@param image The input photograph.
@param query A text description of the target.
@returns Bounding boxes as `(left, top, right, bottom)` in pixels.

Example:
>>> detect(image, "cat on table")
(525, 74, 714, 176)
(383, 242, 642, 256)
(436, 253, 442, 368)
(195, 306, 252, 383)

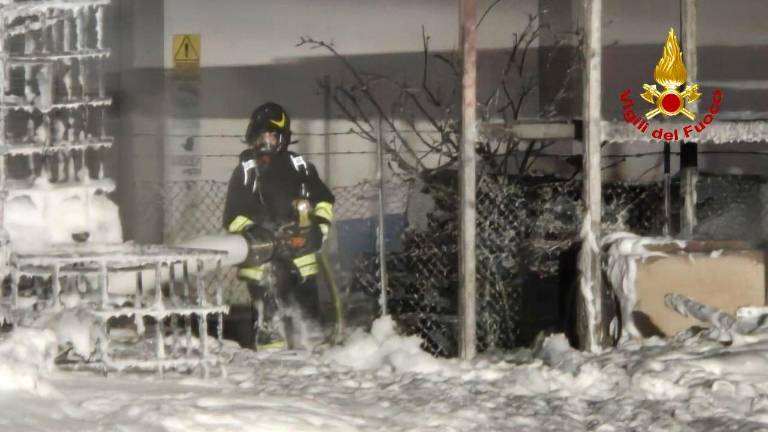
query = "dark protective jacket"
(223, 149, 335, 230)
(222, 149, 335, 281)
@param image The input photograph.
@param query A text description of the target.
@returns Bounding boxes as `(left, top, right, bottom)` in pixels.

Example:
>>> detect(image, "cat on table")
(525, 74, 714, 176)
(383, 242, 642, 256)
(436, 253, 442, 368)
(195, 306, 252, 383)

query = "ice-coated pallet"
(0, 1, 231, 378)
(4, 243, 229, 377)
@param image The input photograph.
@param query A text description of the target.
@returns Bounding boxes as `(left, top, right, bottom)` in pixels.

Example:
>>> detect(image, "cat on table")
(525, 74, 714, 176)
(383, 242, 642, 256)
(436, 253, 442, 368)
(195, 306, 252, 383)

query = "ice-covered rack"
(0, 1, 230, 377)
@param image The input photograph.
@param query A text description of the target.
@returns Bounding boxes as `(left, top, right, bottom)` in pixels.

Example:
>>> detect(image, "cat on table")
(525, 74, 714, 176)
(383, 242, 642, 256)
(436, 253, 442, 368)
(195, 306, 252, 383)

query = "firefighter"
(223, 102, 335, 349)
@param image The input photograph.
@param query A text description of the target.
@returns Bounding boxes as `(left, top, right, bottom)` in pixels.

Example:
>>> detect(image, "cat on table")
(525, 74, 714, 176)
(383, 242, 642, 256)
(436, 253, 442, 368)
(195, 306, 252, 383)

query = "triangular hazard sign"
(174, 35, 199, 62)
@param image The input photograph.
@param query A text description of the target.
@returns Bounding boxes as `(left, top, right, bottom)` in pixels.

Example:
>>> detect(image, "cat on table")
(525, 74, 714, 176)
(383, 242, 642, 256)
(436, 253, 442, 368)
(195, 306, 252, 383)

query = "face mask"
(254, 131, 281, 153)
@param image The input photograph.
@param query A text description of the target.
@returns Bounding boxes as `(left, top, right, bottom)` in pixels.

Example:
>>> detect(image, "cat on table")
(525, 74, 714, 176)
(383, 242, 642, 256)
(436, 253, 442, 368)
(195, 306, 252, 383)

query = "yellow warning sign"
(173, 34, 200, 63)
(172, 34, 200, 79)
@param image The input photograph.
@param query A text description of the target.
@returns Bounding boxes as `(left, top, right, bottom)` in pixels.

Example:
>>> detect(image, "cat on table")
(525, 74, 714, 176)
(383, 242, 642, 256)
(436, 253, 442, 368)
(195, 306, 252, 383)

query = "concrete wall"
(110, 0, 166, 242)
(159, 0, 541, 188)
(113, 0, 768, 241)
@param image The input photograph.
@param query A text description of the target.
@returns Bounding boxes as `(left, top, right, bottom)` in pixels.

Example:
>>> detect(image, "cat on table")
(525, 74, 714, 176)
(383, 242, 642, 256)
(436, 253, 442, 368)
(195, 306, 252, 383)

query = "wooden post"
(578, 0, 606, 352)
(459, 0, 477, 360)
(680, 0, 698, 238)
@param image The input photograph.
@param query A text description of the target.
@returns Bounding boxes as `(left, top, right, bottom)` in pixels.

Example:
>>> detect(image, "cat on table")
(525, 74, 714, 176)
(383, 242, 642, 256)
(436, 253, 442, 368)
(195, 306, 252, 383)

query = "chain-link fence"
(133, 169, 765, 357)
(344, 174, 667, 355)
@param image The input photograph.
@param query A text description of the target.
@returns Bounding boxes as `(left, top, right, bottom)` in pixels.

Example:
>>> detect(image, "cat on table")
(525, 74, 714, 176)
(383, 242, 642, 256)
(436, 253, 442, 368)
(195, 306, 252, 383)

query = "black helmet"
(244, 102, 292, 153)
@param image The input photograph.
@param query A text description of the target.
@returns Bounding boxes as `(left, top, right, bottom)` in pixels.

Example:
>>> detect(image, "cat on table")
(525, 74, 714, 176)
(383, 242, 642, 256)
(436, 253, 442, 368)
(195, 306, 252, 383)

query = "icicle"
(215, 258, 224, 345)
(34, 121, 48, 145)
(63, 11, 73, 52)
(52, 264, 61, 308)
(80, 59, 89, 99)
(4, 64, 10, 97)
(98, 159, 104, 179)
(62, 59, 73, 101)
(67, 114, 75, 142)
(23, 66, 36, 105)
(68, 153, 76, 181)
(168, 261, 179, 356)
(154, 262, 164, 309)
(35, 66, 52, 110)
(78, 150, 87, 182)
(39, 13, 47, 54)
(196, 259, 209, 378)
(183, 261, 192, 355)
(41, 158, 52, 182)
(135, 270, 145, 335)
(57, 151, 65, 181)
(100, 108, 105, 138)
(98, 261, 108, 308)
(52, 14, 61, 53)
(75, 7, 85, 51)
(154, 261, 166, 377)
(96, 6, 104, 50)
(98, 64, 105, 99)
(26, 118, 35, 142)
(24, 32, 35, 54)
(27, 155, 34, 179)
(53, 117, 65, 143)
(10, 269, 19, 308)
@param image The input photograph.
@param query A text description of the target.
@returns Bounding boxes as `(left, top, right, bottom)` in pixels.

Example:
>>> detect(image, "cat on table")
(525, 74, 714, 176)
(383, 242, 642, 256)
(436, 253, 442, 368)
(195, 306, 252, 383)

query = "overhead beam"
(479, 121, 577, 140)
(602, 120, 768, 144)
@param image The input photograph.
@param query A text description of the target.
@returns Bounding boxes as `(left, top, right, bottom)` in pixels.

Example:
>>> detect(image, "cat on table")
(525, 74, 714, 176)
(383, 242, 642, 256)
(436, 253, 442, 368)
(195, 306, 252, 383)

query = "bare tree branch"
(476, 0, 504, 30)
(299, 36, 427, 173)
(421, 26, 444, 107)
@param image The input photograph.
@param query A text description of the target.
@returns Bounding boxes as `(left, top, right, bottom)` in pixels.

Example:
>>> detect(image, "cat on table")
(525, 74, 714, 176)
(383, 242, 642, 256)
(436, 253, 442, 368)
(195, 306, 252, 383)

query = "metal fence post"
(377, 117, 388, 315)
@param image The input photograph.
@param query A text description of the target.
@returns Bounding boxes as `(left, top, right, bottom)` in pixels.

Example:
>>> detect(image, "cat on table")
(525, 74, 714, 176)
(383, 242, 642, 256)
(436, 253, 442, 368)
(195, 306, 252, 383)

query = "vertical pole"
(578, 0, 605, 352)
(377, 117, 388, 315)
(196, 259, 209, 379)
(0, 15, 9, 282)
(52, 265, 61, 308)
(663, 142, 671, 236)
(99, 261, 109, 309)
(215, 258, 223, 344)
(681, 0, 698, 106)
(459, 0, 477, 360)
(323, 75, 332, 186)
(154, 261, 165, 378)
(169, 261, 179, 354)
(182, 260, 192, 355)
(680, 0, 698, 238)
(135, 267, 145, 335)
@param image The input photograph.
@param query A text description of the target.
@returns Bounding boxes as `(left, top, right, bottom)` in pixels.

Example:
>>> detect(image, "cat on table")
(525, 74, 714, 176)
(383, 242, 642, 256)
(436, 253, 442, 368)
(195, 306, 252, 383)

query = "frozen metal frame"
(0, 1, 230, 378)
(9, 244, 228, 377)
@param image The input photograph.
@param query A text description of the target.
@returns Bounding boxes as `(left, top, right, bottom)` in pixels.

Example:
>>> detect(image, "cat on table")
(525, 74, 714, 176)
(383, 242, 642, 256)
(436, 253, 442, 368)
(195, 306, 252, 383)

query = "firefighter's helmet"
(244, 102, 292, 153)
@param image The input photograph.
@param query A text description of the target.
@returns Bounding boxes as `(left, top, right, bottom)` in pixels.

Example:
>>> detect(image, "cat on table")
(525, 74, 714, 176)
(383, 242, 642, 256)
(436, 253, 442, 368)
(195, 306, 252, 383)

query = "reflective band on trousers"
(239, 265, 265, 281)
(293, 253, 318, 277)
(228, 215, 254, 233)
(239, 254, 318, 281)
(313, 202, 334, 223)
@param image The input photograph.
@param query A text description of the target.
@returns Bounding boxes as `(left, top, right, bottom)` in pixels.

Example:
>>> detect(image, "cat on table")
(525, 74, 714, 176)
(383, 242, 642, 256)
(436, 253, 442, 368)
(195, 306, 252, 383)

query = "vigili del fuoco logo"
(620, 28, 722, 141)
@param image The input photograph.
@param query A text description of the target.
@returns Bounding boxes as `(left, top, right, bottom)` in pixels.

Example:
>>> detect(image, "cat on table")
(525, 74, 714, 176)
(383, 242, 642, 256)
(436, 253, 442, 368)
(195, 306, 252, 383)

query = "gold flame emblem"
(640, 28, 701, 120)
